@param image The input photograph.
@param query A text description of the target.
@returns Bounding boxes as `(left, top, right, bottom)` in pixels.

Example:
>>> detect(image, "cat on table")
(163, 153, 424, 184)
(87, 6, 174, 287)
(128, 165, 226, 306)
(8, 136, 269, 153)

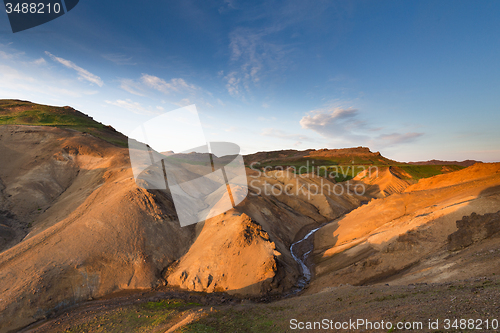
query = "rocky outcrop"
(0, 125, 364, 332)
(309, 163, 500, 293)
(165, 211, 279, 295)
(448, 211, 500, 251)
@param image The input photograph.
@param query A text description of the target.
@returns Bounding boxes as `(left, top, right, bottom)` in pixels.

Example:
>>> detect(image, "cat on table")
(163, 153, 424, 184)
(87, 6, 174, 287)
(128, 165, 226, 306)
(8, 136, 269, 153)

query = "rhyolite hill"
(1, 99, 498, 333)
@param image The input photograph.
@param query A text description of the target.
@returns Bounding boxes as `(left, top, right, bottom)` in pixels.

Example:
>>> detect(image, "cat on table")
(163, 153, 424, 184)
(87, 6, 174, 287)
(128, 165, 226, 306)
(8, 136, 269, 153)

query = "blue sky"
(0, 0, 499, 161)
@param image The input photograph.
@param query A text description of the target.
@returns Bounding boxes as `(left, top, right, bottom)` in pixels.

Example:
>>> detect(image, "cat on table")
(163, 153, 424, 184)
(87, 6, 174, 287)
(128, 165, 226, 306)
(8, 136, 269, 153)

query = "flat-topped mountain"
(407, 159, 481, 167)
(244, 146, 395, 167)
(1, 100, 499, 332)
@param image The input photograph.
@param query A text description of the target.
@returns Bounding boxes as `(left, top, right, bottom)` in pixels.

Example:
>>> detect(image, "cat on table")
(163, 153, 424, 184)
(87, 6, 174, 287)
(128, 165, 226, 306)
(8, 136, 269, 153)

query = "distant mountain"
(243, 147, 470, 182)
(407, 159, 481, 167)
(2, 100, 499, 333)
(0, 99, 128, 147)
(244, 146, 397, 167)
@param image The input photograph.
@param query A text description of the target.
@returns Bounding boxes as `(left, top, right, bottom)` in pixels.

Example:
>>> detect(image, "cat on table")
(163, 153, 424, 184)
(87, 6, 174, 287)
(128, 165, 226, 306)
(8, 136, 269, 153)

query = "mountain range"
(1, 100, 499, 332)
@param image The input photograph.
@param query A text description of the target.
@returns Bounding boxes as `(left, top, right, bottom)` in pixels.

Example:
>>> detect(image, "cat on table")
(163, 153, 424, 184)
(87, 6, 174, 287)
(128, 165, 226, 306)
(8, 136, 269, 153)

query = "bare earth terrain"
(1, 100, 500, 332)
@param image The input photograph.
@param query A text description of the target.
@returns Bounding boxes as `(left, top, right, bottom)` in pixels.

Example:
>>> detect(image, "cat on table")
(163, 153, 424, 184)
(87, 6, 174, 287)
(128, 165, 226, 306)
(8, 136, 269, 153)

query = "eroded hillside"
(310, 163, 500, 293)
(1, 100, 497, 333)
(0, 124, 367, 332)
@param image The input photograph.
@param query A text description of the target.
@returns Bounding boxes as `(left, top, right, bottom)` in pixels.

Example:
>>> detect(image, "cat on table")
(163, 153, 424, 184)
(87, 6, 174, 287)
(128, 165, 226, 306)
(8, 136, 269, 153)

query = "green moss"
(0, 99, 128, 147)
(63, 299, 201, 333)
(142, 299, 201, 310)
(395, 165, 464, 180)
(180, 308, 277, 333)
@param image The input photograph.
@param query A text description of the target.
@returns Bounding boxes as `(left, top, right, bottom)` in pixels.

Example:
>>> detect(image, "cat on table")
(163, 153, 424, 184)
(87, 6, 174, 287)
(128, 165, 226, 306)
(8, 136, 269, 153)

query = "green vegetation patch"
(179, 308, 277, 333)
(0, 99, 128, 147)
(394, 165, 464, 180)
(63, 299, 200, 333)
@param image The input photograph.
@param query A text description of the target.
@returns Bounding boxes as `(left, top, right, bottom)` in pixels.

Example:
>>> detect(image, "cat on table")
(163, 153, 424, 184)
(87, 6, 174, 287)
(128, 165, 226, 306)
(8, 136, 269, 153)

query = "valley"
(0, 100, 499, 332)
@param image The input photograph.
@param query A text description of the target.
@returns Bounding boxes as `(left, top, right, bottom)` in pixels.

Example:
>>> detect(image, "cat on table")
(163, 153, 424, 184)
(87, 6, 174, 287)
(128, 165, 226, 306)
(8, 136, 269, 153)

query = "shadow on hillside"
(308, 181, 500, 288)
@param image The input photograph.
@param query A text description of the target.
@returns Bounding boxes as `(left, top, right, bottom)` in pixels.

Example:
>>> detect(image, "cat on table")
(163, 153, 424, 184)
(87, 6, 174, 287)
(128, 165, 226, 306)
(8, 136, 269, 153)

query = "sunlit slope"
(244, 147, 396, 169)
(244, 147, 466, 185)
(0, 99, 127, 147)
(310, 163, 500, 293)
(0, 124, 365, 332)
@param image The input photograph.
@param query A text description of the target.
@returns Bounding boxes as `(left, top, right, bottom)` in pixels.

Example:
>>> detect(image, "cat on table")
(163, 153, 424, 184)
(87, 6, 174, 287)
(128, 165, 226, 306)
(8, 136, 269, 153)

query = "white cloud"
(0, 65, 96, 99)
(45, 51, 104, 87)
(224, 71, 241, 96)
(141, 74, 197, 94)
(174, 98, 193, 107)
(300, 105, 423, 148)
(300, 107, 366, 140)
(0, 49, 25, 60)
(375, 132, 423, 147)
(225, 27, 290, 98)
(219, 0, 236, 13)
(261, 128, 313, 144)
(118, 74, 215, 110)
(105, 99, 161, 115)
(32, 58, 46, 66)
(0, 65, 35, 82)
(119, 78, 145, 96)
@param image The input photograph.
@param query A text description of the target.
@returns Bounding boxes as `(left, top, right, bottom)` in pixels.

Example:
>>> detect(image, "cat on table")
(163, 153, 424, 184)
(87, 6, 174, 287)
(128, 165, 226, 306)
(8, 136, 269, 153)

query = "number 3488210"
(5, 3, 62, 14)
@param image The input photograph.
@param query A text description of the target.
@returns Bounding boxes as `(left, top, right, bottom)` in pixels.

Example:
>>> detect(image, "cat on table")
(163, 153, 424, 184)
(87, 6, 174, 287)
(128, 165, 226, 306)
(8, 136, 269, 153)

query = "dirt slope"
(0, 125, 366, 332)
(352, 166, 411, 197)
(408, 159, 480, 167)
(163, 167, 369, 296)
(0, 125, 200, 332)
(405, 162, 500, 192)
(310, 163, 500, 293)
(244, 146, 396, 166)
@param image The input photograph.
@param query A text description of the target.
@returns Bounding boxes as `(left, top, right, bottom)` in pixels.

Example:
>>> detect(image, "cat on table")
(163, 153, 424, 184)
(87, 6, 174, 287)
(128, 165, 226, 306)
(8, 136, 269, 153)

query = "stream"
(288, 225, 324, 294)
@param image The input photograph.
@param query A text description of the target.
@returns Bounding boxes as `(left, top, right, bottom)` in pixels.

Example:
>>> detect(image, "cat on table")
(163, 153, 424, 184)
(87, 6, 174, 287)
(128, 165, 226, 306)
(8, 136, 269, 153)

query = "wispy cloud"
(0, 64, 97, 99)
(45, 51, 104, 87)
(32, 58, 46, 66)
(300, 107, 368, 141)
(119, 78, 145, 96)
(218, 0, 236, 13)
(0, 48, 25, 60)
(141, 74, 197, 94)
(174, 98, 193, 107)
(300, 105, 423, 148)
(117, 74, 216, 110)
(102, 53, 136, 65)
(375, 132, 423, 147)
(224, 71, 241, 96)
(105, 99, 161, 115)
(261, 128, 314, 147)
(0, 64, 35, 83)
(225, 27, 290, 98)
